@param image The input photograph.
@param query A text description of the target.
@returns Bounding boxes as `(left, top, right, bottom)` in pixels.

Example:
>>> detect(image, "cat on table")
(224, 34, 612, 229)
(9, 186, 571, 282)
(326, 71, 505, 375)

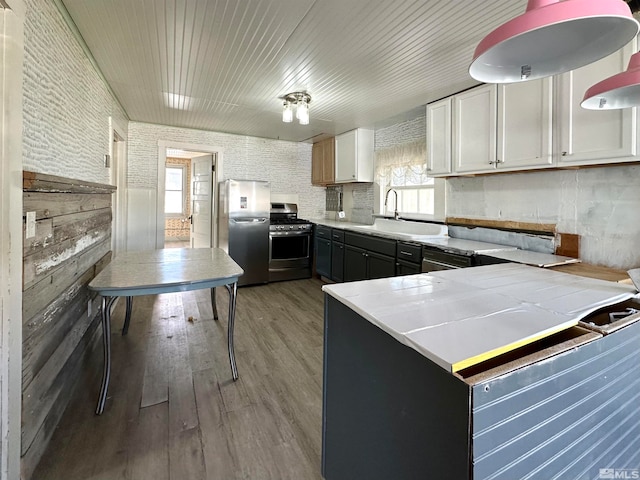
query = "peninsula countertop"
(322, 263, 637, 373)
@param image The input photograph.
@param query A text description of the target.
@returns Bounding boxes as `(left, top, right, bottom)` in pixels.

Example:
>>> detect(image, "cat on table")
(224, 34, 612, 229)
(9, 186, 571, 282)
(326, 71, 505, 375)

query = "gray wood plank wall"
(21, 171, 116, 480)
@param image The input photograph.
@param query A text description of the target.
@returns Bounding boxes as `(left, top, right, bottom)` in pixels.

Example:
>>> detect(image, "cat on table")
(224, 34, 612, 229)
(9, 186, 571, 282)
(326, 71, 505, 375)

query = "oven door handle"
(269, 230, 310, 236)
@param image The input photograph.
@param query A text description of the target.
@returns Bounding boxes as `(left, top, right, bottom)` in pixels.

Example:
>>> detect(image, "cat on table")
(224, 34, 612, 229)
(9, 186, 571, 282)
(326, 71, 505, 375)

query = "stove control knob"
(289, 225, 294, 230)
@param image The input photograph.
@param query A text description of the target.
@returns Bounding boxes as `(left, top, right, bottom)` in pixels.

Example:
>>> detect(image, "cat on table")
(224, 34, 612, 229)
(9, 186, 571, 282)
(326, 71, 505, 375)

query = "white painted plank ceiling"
(62, 0, 528, 142)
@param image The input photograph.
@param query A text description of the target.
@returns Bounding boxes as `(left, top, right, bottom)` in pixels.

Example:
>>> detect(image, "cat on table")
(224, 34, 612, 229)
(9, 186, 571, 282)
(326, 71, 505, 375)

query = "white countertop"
(483, 249, 581, 267)
(322, 264, 637, 373)
(313, 219, 515, 254)
(421, 237, 518, 255)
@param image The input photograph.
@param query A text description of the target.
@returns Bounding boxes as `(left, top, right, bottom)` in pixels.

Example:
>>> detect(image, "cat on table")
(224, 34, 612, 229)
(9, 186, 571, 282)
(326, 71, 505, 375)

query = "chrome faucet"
(384, 189, 399, 220)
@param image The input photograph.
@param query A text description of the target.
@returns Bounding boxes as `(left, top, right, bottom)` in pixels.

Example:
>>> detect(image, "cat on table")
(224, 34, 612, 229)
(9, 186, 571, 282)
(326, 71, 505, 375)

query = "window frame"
(164, 164, 187, 217)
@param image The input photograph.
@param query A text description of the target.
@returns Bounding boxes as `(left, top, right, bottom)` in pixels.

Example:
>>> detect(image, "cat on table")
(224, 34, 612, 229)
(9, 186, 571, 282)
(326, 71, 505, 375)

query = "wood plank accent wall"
(21, 171, 116, 480)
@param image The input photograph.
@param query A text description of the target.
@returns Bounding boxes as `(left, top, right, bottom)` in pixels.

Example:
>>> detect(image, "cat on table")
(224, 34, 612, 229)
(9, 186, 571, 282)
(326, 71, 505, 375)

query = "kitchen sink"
(349, 218, 448, 239)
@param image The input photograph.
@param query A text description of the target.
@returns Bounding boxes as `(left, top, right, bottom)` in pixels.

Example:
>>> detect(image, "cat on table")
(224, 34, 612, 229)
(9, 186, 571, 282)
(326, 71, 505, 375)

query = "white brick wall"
(128, 122, 326, 221)
(375, 116, 426, 150)
(22, 0, 127, 184)
(447, 165, 640, 269)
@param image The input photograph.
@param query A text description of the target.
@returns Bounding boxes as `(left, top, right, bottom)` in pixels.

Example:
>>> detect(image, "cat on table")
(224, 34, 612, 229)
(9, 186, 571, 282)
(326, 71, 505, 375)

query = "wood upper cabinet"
(557, 39, 637, 166)
(311, 137, 335, 186)
(452, 84, 498, 174)
(334, 129, 374, 183)
(496, 77, 553, 171)
(426, 98, 452, 175)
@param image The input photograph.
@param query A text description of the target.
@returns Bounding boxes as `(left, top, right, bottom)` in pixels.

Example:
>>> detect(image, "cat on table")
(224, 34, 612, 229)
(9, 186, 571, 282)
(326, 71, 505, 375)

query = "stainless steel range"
(269, 203, 312, 282)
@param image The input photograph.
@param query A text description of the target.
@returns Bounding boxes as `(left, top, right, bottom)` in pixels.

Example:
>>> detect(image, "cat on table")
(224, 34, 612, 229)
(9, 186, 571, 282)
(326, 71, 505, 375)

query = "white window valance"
(375, 140, 431, 187)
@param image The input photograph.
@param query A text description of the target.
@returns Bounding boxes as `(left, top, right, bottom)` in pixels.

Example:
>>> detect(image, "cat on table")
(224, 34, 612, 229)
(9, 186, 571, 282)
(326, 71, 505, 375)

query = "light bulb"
(297, 100, 309, 125)
(282, 101, 293, 123)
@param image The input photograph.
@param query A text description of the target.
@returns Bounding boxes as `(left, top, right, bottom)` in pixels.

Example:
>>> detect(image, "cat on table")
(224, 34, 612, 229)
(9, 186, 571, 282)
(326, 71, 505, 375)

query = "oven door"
(269, 230, 311, 268)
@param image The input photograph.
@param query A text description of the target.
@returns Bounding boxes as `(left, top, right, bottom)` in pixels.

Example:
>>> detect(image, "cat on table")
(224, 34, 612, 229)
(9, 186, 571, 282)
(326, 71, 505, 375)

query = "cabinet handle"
(561, 151, 568, 156)
(488, 159, 503, 165)
(399, 251, 413, 257)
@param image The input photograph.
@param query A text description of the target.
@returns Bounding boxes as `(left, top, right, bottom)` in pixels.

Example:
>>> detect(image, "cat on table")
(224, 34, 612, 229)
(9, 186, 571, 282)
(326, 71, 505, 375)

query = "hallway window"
(165, 166, 186, 215)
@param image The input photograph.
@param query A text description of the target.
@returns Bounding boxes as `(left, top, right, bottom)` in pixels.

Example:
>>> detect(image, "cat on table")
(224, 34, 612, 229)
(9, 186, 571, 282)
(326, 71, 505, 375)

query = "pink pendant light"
(469, 0, 639, 84)
(582, 52, 640, 109)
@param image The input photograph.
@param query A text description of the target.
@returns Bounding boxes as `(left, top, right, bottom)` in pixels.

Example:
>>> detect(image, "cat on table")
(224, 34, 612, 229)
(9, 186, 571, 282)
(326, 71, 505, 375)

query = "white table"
(89, 248, 244, 414)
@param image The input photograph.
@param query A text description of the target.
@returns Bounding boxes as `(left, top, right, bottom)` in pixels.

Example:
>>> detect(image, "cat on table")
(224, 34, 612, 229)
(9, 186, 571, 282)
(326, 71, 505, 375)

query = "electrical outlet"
(26, 211, 36, 239)
(88, 299, 92, 317)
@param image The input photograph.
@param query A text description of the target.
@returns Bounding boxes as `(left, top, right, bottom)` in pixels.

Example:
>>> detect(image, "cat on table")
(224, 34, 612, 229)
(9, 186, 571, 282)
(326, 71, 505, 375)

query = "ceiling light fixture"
(281, 92, 311, 125)
(469, 0, 639, 84)
(581, 51, 640, 109)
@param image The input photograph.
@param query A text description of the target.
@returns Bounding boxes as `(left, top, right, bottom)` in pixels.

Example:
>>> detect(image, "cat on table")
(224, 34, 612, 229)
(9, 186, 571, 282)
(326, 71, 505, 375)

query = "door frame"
(156, 141, 224, 249)
(0, 1, 24, 478)
(109, 116, 127, 255)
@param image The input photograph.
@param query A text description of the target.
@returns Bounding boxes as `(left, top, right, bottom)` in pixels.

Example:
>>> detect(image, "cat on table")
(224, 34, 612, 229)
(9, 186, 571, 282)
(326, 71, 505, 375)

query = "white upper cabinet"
(497, 77, 553, 170)
(453, 84, 497, 174)
(335, 128, 374, 183)
(426, 98, 452, 176)
(557, 40, 637, 166)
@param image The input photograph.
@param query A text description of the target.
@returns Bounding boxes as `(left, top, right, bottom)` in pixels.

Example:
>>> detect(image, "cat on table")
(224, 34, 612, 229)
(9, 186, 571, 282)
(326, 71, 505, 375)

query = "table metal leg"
(210, 287, 219, 321)
(96, 295, 117, 415)
(224, 282, 239, 380)
(122, 296, 133, 335)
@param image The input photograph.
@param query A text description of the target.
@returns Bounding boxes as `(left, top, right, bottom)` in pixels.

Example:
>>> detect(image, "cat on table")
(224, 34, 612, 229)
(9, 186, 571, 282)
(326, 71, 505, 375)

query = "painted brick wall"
(22, 0, 127, 184)
(127, 122, 326, 221)
(375, 116, 426, 150)
(447, 165, 640, 269)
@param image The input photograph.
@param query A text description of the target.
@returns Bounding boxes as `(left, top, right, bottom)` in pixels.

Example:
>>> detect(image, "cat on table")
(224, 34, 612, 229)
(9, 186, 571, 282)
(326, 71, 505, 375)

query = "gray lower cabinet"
(322, 296, 640, 480)
(315, 226, 332, 278)
(343, 245, 367, 282)
(396, 259, 421, 275)
(331, 241, 345, 282)
(343, 232, 396, 282)
(396, 242, 422, 276)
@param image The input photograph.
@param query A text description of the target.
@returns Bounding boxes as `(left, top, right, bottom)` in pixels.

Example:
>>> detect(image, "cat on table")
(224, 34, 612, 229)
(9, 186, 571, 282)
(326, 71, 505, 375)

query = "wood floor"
(33, 278, 327, 480)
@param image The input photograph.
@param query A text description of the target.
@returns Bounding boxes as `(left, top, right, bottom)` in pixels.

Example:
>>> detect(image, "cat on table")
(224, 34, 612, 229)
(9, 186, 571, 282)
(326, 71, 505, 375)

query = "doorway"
(156, 142, 223, 249)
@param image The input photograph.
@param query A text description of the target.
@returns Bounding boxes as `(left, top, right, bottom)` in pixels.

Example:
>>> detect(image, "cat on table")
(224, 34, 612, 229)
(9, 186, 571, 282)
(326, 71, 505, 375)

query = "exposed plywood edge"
(550, 263, 631, 283)
(461, 327, 601, 385)
(445, 217, 556, 234)
(23, 170, 116, 194)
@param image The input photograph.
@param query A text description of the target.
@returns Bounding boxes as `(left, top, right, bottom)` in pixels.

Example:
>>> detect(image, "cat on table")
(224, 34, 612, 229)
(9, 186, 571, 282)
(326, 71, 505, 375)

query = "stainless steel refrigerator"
(218, 179, 270, 286)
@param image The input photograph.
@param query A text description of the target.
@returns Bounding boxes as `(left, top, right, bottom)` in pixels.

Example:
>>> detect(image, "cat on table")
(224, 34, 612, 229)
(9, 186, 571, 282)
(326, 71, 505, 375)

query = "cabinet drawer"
(345, 232, 396, 257)
(315, 225, 331, 239)
(331, 230, 345, 243)
(396, 242, 422, 264)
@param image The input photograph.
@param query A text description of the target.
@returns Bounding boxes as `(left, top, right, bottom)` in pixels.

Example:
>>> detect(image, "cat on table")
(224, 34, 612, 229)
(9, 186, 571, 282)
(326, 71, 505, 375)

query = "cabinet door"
(557, 40, 637, 165)
(322, 137, 335, 184)
(367, 251, 396, 280)
(312, 142, 324, 185)
(453, 84, 498, 174)
(497, 78, 553, 170)
(331, 241, 344, 282)
(396, 260, 421, 276)
(427, 98, 452, 175)
(315, 237, 332, 278)
(344, 245, 367, 282)
(335, 130, 357, 182)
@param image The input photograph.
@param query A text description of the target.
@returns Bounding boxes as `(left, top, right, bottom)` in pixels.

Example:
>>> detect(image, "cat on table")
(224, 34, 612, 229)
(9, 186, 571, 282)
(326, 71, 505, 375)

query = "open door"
(190, 154, 214, 248)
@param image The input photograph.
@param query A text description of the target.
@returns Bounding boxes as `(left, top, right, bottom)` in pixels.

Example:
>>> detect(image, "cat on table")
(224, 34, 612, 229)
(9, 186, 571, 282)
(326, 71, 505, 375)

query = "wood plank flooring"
(32, 278, 326, 480)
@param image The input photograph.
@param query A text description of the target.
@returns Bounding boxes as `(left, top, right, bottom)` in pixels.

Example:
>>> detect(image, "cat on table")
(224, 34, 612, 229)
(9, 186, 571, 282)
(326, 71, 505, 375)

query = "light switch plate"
(26, 211, 36, 239)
